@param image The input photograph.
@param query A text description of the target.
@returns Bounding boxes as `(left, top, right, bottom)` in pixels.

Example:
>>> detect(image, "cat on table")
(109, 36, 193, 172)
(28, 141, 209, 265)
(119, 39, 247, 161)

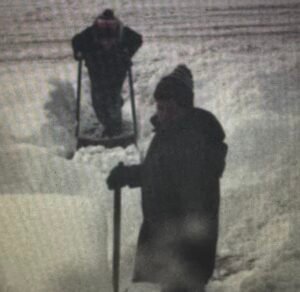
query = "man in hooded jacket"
(107, 64, 228, 292)
(72, 9, 142, 137)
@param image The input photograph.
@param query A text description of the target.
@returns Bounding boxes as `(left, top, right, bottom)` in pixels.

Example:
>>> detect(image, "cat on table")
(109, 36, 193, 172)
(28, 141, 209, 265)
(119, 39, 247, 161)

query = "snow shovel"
(113, 186, 122, 292)
(75, 58, 83, 150)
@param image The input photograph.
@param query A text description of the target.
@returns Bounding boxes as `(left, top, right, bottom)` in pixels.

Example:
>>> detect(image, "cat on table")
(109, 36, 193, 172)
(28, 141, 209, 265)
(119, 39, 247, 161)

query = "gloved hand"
(106, 163, 128, 190)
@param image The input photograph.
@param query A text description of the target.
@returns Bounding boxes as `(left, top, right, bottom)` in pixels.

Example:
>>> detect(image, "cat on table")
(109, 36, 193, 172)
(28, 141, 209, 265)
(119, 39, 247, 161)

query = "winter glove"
(106, 162, 128, 190)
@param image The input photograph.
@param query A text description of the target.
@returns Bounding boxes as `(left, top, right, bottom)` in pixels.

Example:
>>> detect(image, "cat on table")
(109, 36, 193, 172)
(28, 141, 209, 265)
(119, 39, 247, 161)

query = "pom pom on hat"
(95, 9, 120, 38)
(168, 64, 193, 92)
(99, 9, 115, 20)
(154, 64, 194, 107)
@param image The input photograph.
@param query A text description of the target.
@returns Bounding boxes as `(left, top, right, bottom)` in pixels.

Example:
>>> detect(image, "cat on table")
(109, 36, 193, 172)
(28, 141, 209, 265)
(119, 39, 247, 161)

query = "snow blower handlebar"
(75, 58, 83, 149)
(128, 61, 138, 145)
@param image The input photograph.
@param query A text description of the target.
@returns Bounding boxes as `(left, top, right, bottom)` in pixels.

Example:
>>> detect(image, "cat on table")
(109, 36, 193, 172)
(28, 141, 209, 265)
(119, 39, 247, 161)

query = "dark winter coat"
(126, 108, 227, 286)
(71, 25, 142, 88)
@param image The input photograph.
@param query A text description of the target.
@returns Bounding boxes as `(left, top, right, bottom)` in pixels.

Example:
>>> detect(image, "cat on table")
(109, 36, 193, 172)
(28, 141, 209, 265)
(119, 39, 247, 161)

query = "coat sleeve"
(202, 110, 225, 143)
(122, 27, 143, 58)
(204, 112, 228, 178)
(194, 109, 227, 179)
(71, 27, 93, 58)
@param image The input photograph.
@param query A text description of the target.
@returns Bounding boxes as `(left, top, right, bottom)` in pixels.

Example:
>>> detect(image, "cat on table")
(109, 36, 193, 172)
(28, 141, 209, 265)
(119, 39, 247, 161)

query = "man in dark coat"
(72, 9, 142, 137)
(107, 65, 228, 292)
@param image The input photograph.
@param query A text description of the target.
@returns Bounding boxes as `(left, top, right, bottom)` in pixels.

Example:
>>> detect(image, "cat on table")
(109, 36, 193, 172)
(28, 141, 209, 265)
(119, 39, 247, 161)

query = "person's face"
(95, 19, 118, 49)
(156, 99, 183, 125)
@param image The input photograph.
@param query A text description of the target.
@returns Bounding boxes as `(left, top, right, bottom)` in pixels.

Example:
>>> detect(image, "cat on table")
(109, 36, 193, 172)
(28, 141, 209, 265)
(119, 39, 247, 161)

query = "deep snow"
(0, 1, 300, 291)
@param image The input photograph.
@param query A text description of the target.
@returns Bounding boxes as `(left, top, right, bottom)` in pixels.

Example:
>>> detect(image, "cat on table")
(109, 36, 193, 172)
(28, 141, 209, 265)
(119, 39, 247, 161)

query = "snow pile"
(0, 143, 112, 291)
(0, 194, 110, 292)
(0, 62, 78, 158)
(0, 141, 142, 291)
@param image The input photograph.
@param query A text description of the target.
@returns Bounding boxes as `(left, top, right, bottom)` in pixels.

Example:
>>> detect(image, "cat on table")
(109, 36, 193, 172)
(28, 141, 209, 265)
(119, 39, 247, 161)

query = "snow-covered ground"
(0, 1, 299, 291)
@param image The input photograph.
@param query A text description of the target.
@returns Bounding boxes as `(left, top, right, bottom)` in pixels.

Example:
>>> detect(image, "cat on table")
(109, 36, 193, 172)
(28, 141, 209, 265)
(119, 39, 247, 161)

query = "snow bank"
(0, 143, 113, 291)
(0, 141, 144, 291)
(0, 194, 110, 292)
(0, 63, 78, 157)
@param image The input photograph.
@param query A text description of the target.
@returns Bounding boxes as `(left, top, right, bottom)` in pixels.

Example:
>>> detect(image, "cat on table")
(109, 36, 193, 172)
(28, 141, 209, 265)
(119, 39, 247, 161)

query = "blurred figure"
(72, 9, 142, 137)
(107, 64, 228, 292)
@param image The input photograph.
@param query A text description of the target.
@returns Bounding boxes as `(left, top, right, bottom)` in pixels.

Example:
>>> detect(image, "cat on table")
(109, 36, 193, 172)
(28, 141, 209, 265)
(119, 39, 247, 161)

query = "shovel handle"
(113, 187, 121, 292)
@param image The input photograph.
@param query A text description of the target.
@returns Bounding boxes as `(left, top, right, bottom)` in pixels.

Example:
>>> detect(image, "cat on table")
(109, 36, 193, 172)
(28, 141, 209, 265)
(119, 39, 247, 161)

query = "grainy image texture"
(0, 0, 299, 292)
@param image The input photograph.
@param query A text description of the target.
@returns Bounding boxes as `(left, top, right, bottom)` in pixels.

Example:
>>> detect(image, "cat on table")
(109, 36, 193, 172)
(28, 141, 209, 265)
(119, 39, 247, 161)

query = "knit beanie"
(98, 9, 115, 20)
(154, 64, 194, 108)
